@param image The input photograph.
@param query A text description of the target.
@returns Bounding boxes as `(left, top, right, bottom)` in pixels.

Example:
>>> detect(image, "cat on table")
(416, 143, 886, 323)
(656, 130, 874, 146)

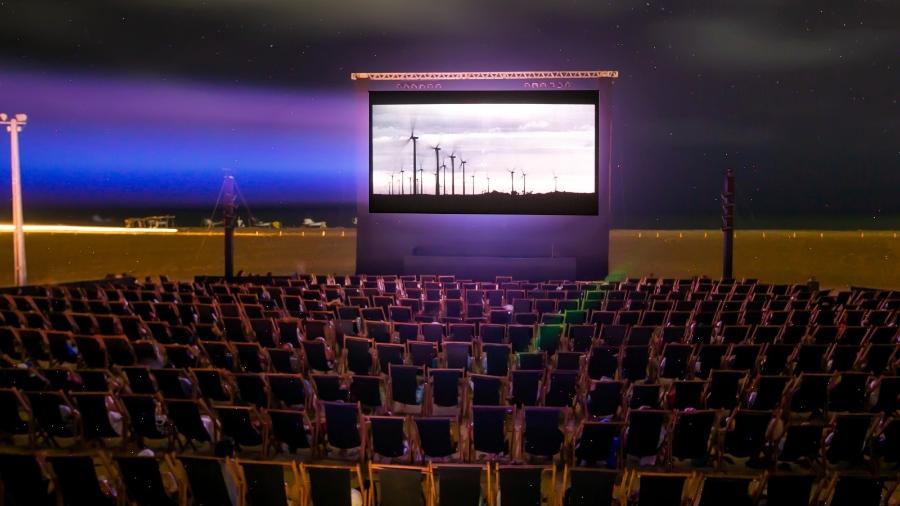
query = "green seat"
(564, 310, 588, 325)
(536, 325, 564, 355)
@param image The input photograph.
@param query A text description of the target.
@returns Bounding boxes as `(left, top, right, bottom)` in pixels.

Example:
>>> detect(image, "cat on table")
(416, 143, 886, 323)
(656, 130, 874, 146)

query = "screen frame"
(368, 89, 600, 215)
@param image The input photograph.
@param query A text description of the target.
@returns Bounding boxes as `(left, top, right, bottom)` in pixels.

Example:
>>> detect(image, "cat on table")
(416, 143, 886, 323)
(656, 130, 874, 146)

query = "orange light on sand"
(0, 224, 179, 234)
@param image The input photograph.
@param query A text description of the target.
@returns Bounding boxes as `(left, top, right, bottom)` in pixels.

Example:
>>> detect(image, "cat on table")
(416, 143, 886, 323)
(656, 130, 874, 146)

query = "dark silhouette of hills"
(370, 191, 597, 215)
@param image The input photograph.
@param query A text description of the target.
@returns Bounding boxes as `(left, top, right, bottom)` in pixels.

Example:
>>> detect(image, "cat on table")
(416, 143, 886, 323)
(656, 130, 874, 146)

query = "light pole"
(1, 113, 27, 286)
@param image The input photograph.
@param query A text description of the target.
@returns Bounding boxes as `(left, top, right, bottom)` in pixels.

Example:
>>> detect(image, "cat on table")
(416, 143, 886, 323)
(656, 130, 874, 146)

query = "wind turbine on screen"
(406, 121, 419, 194)
(431, 144, 441, 195)
(508, 169, 516, 195)
(460, 159, 467, 195)
(418, 160, 424, 194)
(449, 153, 457, 195)
(522, 171, 527, 195)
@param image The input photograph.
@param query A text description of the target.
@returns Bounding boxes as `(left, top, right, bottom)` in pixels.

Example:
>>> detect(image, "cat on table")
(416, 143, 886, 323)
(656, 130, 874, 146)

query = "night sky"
(0, 0, 897, 228)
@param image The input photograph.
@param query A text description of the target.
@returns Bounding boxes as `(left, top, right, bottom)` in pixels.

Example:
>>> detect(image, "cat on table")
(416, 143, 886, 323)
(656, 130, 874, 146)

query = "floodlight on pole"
(1, 112, 27, 286)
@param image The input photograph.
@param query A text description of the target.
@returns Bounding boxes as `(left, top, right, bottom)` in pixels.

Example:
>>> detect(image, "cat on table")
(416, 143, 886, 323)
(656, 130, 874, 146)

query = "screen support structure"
(352, 70, 617, 281)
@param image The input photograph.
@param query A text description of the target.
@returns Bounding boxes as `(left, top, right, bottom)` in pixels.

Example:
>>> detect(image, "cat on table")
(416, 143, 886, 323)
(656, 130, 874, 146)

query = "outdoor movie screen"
(369, 90, 598, 215)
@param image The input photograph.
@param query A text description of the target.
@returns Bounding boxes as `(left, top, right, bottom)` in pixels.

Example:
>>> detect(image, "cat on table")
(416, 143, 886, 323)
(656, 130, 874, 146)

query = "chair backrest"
(723, 409, 773, 458)
(625, 410, 666, 458)
(828, 474, 884, 506)
(48, 455, 113, 505)
(508, 325, 535, 352)
(470, 374, 504, 406)
(429, 368, 463, 410)
(389, 364, 422, 406)
(635, 473, 687, 506)
(26, 390, 74, 437)
(587, 346, 619, 381)
(312, 374, 347, 403)
(510, 370, 543, 407)
(444, 342, 472, 370)
(0, 453, 55, 506)
(471, 405, 514, 455)
(267, 373, 307, 408)
(517, 351, 546, 371)
(565, 467, 618, 506)
(216, 405, 263, 447)
(345, 336, 374, 375)
(166, 399, 213, 443)
(377, 343, 405, 374)
(523, 407, 566, 457)
(763, 474, 817, 506)
(241, 461, 292, 506)
(304, 465, 353, 506)
(349, 375, 384, 411)
(574, 421, 623, 466)
(544, 370, 579, 407)
(414, 417, 455, 458)
(266, 408, 311, 451)
(671, 410, 717, 461)
(72, 392, 121, 440)
(496, 466, 546, 506)
(826, 414, 874, 463)
(369, 416, 407, 459)
(371, 466, 426, 506)
(696, 476, 756, 506)
(322, 401, 362, 450)
(432, 465, 485, 506)
(301, 340, 332, 373)
(179, 456, 236, 506)
(115, 456, 176, 506)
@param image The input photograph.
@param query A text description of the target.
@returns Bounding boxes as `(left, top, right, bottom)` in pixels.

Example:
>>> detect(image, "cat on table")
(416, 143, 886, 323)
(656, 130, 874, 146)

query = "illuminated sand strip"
(0, 224, 179, 234)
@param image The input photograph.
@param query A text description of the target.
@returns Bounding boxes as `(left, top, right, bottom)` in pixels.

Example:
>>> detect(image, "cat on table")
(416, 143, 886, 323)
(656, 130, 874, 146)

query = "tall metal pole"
(721, 168, 735, 280)
(223, 173, 236, 281)
(509, 170, 515, 194)
(522, 172, 527, 194)
(5, 115, 27, 286)
(442, 163, 447, 195)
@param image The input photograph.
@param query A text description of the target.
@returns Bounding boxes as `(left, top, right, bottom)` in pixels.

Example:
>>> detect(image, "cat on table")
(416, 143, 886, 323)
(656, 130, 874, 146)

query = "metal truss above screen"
(352, 70, 619, 81)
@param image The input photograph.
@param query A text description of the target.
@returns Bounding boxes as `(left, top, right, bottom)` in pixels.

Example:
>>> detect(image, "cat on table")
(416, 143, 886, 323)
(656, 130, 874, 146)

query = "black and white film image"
(370, 102, 597, 214)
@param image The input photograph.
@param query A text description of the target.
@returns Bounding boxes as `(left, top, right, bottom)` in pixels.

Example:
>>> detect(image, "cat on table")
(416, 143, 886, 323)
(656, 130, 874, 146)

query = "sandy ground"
(0, 228, 897, 289)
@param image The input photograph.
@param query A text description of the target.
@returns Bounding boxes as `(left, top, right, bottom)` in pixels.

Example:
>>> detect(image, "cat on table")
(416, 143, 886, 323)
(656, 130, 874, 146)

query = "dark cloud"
(0, 0, 897, 226)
